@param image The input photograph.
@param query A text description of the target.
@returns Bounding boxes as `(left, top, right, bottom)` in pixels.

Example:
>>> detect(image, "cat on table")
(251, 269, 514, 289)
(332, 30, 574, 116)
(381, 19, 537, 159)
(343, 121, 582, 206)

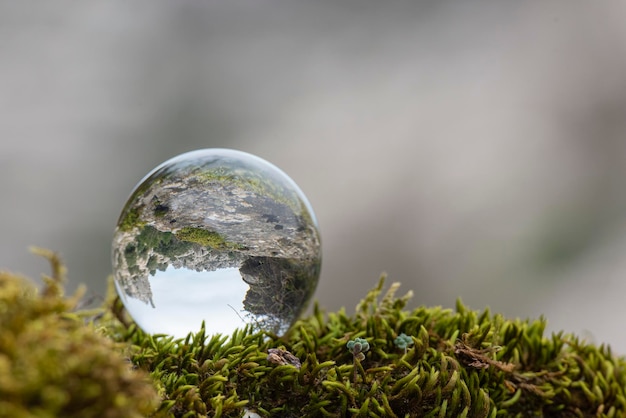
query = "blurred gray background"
(3, 1, 626, 351)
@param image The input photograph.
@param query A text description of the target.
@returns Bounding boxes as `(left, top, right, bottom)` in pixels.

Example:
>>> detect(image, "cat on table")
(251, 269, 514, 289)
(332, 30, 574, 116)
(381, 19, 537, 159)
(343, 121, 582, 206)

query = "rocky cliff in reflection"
(125, 173, 320, 261)
(240, 256, 320, 334)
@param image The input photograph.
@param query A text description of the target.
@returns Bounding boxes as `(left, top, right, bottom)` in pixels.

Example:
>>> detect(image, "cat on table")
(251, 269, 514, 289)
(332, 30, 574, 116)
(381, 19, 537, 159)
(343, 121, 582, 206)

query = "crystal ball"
(111, 149, 321, 338)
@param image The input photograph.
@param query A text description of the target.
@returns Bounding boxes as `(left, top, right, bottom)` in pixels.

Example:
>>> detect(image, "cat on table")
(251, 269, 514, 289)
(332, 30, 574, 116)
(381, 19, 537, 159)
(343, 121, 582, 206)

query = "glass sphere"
(111, 149, 321, 338)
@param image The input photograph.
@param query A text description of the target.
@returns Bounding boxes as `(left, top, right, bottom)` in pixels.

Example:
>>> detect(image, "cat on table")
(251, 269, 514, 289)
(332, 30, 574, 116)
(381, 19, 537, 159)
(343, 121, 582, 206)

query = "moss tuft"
(0, 248, 159, 418)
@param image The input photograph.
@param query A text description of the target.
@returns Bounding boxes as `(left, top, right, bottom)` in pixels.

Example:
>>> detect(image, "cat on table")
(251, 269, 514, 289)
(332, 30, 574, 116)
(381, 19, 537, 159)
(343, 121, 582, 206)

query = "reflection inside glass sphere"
(112, 149, 321, 338)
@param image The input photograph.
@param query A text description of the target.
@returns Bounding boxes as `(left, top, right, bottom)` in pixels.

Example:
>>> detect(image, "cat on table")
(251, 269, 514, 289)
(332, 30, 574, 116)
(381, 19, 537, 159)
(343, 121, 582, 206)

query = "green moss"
(107, 278, 626, 418)
(174, 226, 241, 250)
(5, 250, 626, 417)
(0, 248, 158, 418)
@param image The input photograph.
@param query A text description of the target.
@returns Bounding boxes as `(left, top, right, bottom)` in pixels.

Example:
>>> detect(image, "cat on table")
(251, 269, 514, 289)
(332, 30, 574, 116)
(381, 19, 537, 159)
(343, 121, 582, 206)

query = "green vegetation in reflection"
(123, 225, 194, 276)
(118, 206, 145, 232)
(175, 227, 243, 250)
(121, 225, 246, 277)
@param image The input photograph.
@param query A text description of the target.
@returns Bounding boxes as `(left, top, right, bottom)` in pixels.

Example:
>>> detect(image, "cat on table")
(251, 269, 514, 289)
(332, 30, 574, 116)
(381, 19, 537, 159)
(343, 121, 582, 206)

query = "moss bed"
(1, 250, 625, 417)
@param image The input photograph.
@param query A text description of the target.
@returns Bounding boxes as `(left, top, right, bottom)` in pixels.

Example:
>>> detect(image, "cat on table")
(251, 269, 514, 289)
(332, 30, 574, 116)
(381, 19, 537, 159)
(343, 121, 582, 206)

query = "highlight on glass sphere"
(111, 149, 321, 338)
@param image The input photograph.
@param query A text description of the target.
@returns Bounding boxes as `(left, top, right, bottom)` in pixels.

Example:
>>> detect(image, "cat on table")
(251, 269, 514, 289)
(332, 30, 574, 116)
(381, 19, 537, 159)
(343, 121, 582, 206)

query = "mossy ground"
(2, 250, 626, 417)
(110, 280, 626, 417)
